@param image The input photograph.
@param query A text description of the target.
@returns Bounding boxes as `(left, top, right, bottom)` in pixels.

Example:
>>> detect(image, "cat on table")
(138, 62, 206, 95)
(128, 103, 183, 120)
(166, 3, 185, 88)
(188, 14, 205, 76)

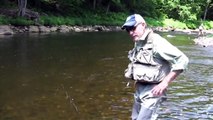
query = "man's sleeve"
(153, 34, 189, 71)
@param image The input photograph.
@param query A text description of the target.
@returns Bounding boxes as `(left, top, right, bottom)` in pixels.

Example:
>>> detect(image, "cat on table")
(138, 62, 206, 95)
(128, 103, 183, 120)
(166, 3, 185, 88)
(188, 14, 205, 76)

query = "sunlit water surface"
(0, 32, 212, 120)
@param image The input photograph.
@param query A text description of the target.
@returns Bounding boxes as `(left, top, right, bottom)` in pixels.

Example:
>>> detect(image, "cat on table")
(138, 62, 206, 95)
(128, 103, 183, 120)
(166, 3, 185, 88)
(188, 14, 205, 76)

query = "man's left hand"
(151, 82, 168, 96)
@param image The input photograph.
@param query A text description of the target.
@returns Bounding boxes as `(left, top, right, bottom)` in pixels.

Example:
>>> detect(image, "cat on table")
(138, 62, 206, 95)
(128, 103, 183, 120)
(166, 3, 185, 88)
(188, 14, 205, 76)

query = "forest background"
(0, 0, 213, 30)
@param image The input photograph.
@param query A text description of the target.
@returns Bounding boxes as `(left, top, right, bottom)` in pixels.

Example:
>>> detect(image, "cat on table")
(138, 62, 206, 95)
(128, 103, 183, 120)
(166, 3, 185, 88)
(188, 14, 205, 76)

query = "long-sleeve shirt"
(135, 29, 189, 72)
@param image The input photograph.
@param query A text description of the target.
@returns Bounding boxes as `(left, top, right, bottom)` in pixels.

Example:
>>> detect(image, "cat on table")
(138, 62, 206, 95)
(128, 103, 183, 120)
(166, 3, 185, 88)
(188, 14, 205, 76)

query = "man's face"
(125, 23, 146, 42)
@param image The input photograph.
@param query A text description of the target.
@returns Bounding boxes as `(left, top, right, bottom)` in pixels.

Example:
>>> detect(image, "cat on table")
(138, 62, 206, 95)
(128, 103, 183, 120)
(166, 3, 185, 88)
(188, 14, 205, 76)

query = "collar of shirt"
(134, 28, 152, 51)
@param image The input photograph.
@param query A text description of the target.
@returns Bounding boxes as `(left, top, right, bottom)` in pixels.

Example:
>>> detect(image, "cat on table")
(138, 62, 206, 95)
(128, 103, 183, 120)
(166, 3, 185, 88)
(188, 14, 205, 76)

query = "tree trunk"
(203, 0, 211, 20)
(106, 1, 111, 14)
(18, 0, 27, 17)
(203, 6, 208, 21)
(97, 0, 103, 8)
(93, 0, 96, 10)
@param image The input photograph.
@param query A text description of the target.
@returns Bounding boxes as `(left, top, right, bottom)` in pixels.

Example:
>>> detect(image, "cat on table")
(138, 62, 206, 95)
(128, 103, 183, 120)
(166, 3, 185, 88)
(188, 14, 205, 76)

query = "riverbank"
(0, 25, 213, 47)
(1, 24, 213, 34)
(0, 25, 122, 35)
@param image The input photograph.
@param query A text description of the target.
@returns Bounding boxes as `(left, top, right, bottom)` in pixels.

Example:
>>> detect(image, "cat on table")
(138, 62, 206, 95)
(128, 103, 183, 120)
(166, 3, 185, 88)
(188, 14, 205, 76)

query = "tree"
(203, 0, 211, 20)
(18, 0, 27, 17)
(105, 0, 121, 14)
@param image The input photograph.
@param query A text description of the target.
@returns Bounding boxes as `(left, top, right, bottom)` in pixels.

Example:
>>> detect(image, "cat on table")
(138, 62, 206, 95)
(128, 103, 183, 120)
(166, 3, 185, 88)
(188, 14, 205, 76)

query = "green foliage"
(0, 0, 213, 28)
(57, 0, 84, 6)
(40, 16, 77, 26)
(148, 17, 197, 29)
(178, 5, 197, 21)
(155, 0, 208, 21)
(0, 15, 10, 25)
(145, 17, 164, 27)
(39, 12, 127, 26)
(163, 19, 188, 29)
(185, 20, 199, 29)
(40, 16, 62, 26)
(203, 21, 213, 29)
(99, 12, 127, 25)
(9, 17, 34, 26)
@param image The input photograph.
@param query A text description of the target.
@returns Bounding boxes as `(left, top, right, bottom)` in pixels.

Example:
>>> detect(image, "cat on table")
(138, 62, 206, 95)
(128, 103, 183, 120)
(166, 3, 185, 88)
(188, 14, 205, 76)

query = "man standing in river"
(122, 14, 189, 120)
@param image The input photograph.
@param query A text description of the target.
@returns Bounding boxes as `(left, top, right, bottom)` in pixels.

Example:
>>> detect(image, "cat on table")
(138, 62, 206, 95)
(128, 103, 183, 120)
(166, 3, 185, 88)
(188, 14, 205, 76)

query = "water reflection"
(159, 34, 213, 119)
(0, 32, 212, 119)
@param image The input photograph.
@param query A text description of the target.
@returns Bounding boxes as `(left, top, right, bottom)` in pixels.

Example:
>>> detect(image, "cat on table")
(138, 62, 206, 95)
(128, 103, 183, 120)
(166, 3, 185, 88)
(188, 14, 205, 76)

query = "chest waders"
(124, 31, 170, 120)
(124, 32, 170, 83)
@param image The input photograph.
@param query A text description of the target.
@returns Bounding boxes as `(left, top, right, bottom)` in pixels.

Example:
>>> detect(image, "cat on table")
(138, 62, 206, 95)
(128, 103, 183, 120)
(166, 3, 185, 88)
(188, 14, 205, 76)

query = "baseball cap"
(121, 14, 146, 29)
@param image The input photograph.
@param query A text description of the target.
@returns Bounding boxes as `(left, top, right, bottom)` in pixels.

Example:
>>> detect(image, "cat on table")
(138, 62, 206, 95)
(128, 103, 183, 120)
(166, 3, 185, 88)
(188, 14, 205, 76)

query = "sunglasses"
(125, 26, 136, 32)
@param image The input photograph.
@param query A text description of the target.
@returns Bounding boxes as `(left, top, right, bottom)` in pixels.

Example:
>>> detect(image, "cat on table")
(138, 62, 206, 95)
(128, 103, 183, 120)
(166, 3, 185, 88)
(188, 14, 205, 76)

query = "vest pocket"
(132, 63, 161, 82)
(135, 49, 157, 65)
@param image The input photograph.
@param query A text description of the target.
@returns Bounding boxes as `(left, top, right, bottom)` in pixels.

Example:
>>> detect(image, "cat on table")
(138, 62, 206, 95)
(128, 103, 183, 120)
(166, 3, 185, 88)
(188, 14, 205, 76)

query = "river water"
(0, 32, 212, 120)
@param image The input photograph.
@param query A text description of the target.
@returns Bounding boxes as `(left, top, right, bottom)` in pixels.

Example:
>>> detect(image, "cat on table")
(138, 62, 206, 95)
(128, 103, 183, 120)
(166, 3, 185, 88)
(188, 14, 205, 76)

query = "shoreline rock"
(0, 25, 14, 35)
(0, 25, 123, 35)
(1, 25, 213, 34)
(1, 25, 213, 47)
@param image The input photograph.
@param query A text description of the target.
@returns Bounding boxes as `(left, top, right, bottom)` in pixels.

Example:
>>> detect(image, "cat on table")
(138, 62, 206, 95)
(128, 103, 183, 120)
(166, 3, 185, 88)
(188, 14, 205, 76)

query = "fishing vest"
(124, 32, 171, 83)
